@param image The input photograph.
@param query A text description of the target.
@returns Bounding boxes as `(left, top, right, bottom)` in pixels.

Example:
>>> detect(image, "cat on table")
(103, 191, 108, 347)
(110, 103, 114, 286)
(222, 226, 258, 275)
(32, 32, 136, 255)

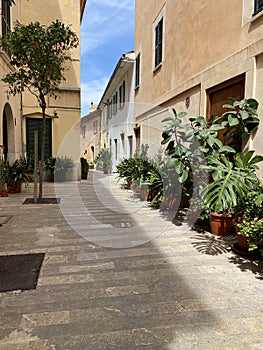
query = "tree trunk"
(39, 97, 46, 199)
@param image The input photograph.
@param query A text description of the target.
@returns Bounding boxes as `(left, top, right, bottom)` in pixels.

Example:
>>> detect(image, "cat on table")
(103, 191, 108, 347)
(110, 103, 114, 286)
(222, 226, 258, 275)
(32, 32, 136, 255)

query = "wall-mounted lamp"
(53, 109, 59, 119)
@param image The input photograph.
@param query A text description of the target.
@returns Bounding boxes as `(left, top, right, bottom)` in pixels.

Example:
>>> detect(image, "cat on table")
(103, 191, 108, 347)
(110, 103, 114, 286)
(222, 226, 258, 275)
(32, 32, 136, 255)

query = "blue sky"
(80, 0, 134, 117)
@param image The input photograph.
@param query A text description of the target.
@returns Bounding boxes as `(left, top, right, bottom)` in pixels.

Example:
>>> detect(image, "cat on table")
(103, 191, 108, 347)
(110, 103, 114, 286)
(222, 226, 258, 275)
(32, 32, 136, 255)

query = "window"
(114, 139, 117, 160)
(154, 17, 163, 68)
(107, 99, 113, 119)
(128, 136, 133, 158)
(135, 53, 140, 88)
(93, 120, 98, 134)
(1, 0, 11, 39)
(113, 92, 118, 115)
(82, 125, 86, 138)
(119, 80, 125, 108)
(254, 0, 263, 15)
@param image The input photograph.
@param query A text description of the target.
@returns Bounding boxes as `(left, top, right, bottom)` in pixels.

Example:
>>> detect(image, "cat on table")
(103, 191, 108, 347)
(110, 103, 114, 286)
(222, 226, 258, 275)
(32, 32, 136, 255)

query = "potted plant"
(232, 189, 263, 253)
(161, 110, 235, 211)
(45, 156, 75, 182)
(0, 158, 9, 197)
(80, 157, 89, 180)
(20, 156, 34, 182)
(95, 149, 112, 174)
(201, 151, 263, 236)
(236, 218, 263, 257)
(8, 159, 29, 193)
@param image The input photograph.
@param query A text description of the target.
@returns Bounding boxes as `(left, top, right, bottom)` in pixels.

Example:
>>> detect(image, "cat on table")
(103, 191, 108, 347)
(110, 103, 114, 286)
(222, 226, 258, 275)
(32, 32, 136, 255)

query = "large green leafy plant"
(1, 20, 78, 198)
(161, 109, 235, 202)
(201, 151, 263, 213)
(216, 98, 259, 151)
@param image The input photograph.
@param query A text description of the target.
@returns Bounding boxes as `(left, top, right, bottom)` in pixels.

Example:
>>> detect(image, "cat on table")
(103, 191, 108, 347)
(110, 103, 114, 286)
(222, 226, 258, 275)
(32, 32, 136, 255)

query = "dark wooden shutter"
(135, 53, 140, 87)
(155, 18, 163, 68)
(254, 0, 263, 15)
(26, 118, 52, 160)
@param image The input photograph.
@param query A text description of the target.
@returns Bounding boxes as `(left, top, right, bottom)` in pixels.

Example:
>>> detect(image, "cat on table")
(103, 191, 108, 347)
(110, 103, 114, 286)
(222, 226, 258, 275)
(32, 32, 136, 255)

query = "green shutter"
(26, 118, 52, 160)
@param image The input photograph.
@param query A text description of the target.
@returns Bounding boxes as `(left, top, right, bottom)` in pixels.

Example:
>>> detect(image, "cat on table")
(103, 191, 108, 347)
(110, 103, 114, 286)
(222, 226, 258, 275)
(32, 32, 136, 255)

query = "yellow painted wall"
(19, 0, 82, 165)
(1, 1, 83, 168)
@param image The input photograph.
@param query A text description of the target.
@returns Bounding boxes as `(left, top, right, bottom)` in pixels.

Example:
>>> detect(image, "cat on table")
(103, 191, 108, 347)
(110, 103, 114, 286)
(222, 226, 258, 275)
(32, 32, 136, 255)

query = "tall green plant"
(1, 20, 78, 199)
(161, 109, 236, 205)
(217, 98, 259, 151)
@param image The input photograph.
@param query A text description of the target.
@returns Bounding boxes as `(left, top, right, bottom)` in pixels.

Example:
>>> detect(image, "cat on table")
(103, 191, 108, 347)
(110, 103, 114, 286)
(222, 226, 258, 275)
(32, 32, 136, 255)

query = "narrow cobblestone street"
(0, 172, 263, 350)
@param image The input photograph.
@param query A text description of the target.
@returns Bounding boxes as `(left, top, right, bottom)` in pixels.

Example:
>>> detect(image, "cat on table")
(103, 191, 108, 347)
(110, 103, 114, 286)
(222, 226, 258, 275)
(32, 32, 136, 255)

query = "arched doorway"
(2, 103, 15, 160)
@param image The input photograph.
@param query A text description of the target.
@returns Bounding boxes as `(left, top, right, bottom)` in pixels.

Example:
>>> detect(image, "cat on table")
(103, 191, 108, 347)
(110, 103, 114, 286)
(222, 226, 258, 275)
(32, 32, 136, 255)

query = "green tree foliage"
(1, 20, 79, 198)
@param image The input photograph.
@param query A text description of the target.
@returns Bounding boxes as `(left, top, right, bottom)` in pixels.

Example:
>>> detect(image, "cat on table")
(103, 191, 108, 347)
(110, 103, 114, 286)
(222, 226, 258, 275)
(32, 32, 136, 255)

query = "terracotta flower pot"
(0, 190, 8, 197)
(8, 181, 22, 193)
(209, 212, 233, 236)
(232, 218, 249, 251)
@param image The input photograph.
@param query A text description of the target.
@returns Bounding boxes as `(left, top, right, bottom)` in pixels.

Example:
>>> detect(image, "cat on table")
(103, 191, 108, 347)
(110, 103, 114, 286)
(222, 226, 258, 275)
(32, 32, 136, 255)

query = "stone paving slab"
(0, 172, 262, 349)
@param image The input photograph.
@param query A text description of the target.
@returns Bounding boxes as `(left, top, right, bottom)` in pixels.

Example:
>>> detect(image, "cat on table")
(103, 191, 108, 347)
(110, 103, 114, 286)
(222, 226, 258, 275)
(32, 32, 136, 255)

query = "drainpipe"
(20, 92, 24, 155)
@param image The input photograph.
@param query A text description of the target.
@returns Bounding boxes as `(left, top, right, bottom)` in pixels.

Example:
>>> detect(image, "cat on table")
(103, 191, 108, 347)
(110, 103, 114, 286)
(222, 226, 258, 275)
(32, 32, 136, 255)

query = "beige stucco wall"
(0, 4, 21, 160)
(134, 0, 263, 173)
(135, 0, 243, 106)
(19, 0, 82, 165)
(80, 110, 101, 163)
(1, 0, 82, 166)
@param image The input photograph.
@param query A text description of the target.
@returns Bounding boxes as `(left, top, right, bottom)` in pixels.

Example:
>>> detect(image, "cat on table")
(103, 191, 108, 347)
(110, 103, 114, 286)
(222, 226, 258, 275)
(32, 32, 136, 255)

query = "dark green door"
(26, 118, 52, 159)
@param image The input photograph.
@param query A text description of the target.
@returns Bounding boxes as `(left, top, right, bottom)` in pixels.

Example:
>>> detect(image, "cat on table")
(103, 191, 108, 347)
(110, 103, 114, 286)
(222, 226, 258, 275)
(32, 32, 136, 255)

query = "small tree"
(1, 20, 79, 199)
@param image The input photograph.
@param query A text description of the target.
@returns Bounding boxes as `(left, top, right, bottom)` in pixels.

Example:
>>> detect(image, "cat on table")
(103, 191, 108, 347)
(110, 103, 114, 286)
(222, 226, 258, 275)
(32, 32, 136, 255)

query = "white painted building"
(98, 52, 135, 172)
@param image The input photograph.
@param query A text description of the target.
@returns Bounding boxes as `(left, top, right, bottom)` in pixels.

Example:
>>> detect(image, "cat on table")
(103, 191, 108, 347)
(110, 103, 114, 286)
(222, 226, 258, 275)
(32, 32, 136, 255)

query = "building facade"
(134, 0, 263, 174)
(98, 51, 135, 172)
(80, 103, 101, 163)
(0, 0, 86, 175)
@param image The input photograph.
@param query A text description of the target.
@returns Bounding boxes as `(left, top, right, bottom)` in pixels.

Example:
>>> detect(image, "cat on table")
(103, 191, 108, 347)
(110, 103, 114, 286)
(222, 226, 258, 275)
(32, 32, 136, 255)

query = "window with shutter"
(154, 18, 163, 68)
(254, 0, 263, 15)
(135, 53, 140, 88)
(26, 118, 52, 160)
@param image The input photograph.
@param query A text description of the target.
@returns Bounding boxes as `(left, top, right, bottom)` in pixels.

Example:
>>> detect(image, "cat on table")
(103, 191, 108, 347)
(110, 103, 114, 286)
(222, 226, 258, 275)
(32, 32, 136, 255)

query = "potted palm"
(8, 159, 29, 193)
(20, 156, 34, 182)
(45, 156, 75, 182)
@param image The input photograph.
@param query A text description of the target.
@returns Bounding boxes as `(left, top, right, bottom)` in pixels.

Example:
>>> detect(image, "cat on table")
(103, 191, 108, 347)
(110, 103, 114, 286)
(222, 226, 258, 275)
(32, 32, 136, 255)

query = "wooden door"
(26, 118, 52, 160)
(207, 75, 245, 119)
(207, 76, 245, 148)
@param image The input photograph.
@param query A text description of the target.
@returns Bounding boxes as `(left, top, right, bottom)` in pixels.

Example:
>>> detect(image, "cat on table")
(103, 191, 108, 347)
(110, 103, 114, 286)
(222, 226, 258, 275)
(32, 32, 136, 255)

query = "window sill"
(251, 9, 263, 22)
(153, 62, 162, 74)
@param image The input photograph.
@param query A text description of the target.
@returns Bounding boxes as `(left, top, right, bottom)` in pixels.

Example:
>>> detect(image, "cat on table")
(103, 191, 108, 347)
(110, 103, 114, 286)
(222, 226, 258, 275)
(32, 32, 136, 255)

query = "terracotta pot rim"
(210, 212, 233, 218)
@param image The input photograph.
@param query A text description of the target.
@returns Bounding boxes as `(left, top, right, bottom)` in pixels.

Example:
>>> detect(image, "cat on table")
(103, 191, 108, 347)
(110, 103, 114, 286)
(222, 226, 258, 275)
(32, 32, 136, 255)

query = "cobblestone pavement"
(0, 172, 263, 350)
